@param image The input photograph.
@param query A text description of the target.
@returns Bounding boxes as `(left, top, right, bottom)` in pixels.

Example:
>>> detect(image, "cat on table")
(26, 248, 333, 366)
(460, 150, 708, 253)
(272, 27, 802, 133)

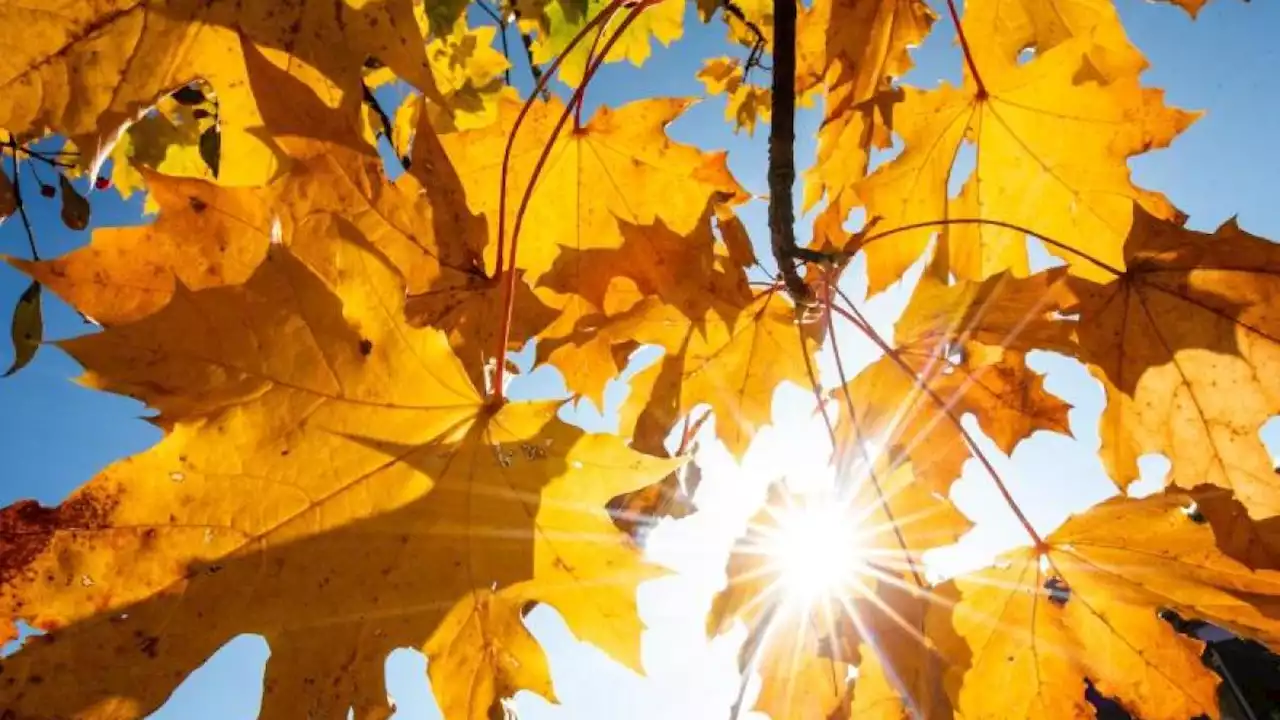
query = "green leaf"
(4, 281, 42, 377)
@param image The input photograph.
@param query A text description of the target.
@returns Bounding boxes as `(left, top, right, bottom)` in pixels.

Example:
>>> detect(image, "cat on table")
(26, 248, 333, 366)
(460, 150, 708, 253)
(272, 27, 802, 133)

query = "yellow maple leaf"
(945, 485, 1280, 719)
(439, 96, 747, 401)
(696, 57, 772, 136)
(107, 96, 216, 208)
(850, 37, 1196, 292)
(797, 0, 936, 247)
(0, 228, 677, 719)
(607, 456, 704, 543)
(442, 96, 747, 280)
(15, 109, 556, 394)
(535, 205, 754, 403)
(1069, 205, 1280, 519)
(707, 485, 961, 719)
(420, 18, 517, 134)
(618, 288, 822, 459)
(832, 271, 1075, 495)
(9, 172, 269, 326)
(960, 0, 1145, 82)
(520, 0, 684, 87)
(0, 0, 440, 185)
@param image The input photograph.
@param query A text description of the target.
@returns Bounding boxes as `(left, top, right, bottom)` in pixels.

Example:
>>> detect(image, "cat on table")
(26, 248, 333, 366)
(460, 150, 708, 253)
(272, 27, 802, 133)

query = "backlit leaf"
(850, 38, 1196, 292)
(0, 228, 675, 719)
(2, 281, 41, 378)
(1070, 205, 1280, 518)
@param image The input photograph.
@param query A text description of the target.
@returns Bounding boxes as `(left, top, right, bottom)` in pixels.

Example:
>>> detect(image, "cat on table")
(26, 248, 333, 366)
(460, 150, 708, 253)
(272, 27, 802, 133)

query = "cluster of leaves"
(0, 0, 1275, 718)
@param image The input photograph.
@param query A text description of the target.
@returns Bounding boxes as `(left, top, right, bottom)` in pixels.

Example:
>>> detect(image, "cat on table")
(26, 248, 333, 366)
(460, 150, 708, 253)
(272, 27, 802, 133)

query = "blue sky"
(2, 0, 1279, 717)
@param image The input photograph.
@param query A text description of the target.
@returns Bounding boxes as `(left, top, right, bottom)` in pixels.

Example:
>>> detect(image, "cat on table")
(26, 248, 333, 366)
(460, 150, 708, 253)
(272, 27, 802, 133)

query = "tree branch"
(719, 0, 769, 80)
(510, 7, 551, 101)
(5, 139, 39, 260)
(766, 0, 813, 308)
(945, 0, 986, 98)
(475, 0, 514, 86)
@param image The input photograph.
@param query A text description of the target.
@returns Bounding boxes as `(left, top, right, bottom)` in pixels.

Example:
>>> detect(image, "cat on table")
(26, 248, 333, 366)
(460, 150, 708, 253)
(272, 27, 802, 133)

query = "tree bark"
(767, 0, 812, 307)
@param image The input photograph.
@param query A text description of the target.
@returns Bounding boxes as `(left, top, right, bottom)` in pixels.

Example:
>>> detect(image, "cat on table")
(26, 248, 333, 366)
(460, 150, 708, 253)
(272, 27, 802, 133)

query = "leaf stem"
(766, 0, 813, 308)
(718, 0, 769, 80)
(577, 14, 615, 130)
(503, 3, 552, 100)
(945, 0, 986, 98)
(493, 0, 651, 403)
(677, 409, 711, 454)
(5, 139, 39, 261)
(475, 0, 514, 87)
(16, 146, 77, 170)
(361, 80, 394, 144)
(821, 282, 926, 586)
(828, 291, 1046, 550)
(809, 217, 1126, 278)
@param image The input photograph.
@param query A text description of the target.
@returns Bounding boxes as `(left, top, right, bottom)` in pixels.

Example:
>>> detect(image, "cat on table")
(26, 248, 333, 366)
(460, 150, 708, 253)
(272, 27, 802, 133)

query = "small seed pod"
(0, 168, 15, 220)
(58, 174, 91, 231)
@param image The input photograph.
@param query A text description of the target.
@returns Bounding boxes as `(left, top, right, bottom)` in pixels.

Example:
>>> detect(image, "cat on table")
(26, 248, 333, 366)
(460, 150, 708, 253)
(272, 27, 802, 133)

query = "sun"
(763, 493, 867, 604)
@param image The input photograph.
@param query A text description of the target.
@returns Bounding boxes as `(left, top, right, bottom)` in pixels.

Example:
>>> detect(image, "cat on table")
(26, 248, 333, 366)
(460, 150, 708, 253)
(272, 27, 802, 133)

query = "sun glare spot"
(767, 499, 864, 603)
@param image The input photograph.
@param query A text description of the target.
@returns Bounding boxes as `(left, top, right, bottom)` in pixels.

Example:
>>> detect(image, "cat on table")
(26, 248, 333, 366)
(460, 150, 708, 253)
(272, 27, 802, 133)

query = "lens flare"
(766, 496, 865, 603)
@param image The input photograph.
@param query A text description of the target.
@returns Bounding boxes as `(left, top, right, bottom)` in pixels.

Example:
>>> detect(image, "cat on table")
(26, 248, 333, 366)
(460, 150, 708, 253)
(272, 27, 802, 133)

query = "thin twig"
(800, 217, 1126, 278)
(677, 408, 712, 455)
(821, 281, 927, 586)
(766, 0, 813, 308)
(730, 603, 778, 720)
(945, 0, 986, 97)
(577, 13, 615, 129)
(492, 0, 645, 402)
(476, 0, 514, 86)
(509, 5, 551, 101)
(360, 80, 401, 168)
(5, 140, 39, 260)
(17, 146, 77, 170)
(829, 291, 1045, 549)
(719, 0, 769, 80)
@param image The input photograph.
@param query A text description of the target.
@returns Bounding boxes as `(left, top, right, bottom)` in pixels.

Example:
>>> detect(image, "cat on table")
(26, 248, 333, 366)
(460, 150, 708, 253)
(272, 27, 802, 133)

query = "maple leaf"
(369, 18, 518, 136)
(796, 0, 936, 247)
(959, 0, 1145, 82)
(1068, 205, 1280, 519)
(0, 0, 441, 184)
(442, 96, 747, 281)
(944, 485, 1280, 719)
(535, 203, 754, 402)
(274, 134, 557, 392)
(706, 488, 856, 720)
(0, 228, 678, 719)
(519, 0, 684, 86)
(619, 288, 822, 459)
(1156, 0, 1220, 16)
(697, 57, 772, 136)
(439, 97, 747, 401)
(105, 93, 217, 209)
(697, 0, 774, 50)
(608, 453, 704, 543)
(849, 37, 1196, 292)
(707, 486, 961, 719)
(15, 99, 556, 393)
(531, 207, 813, 460)
(832, 271, 1075, 495)
(9, 173, 271, 327)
